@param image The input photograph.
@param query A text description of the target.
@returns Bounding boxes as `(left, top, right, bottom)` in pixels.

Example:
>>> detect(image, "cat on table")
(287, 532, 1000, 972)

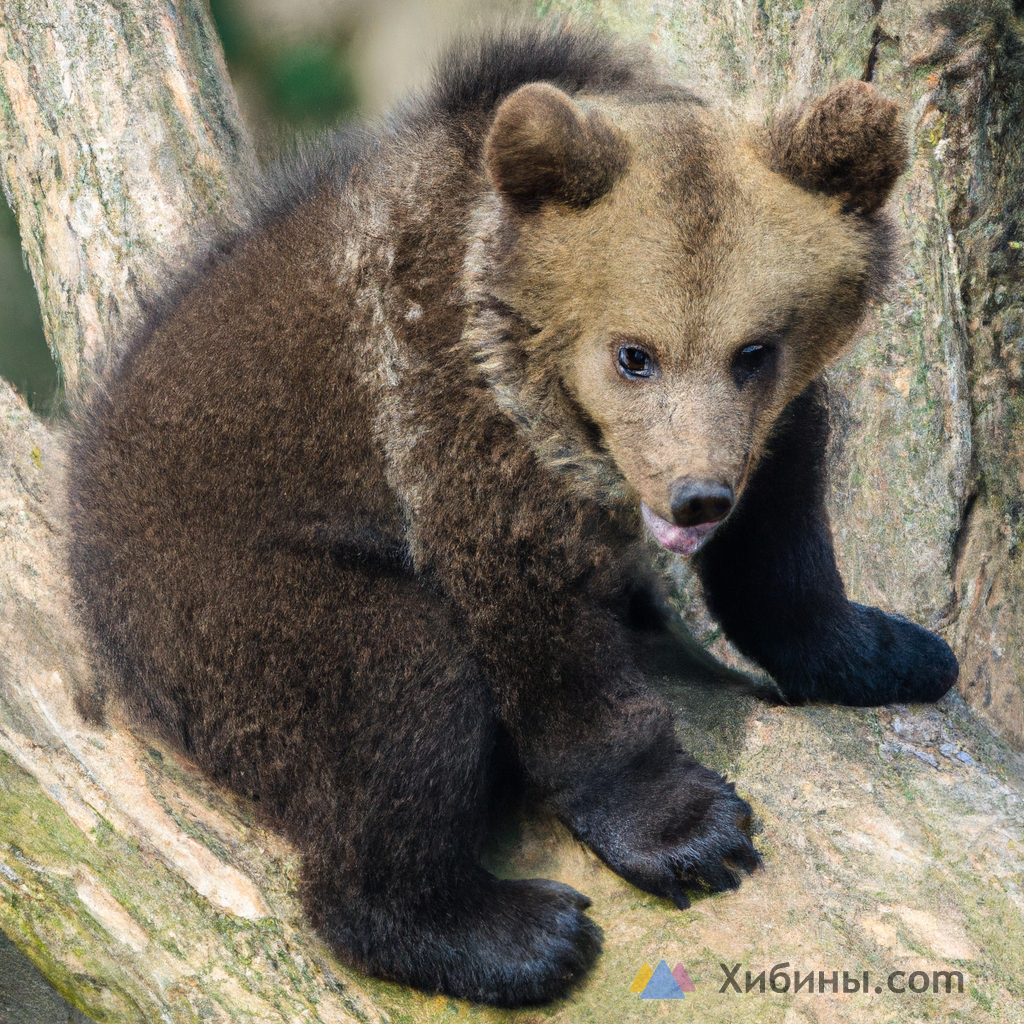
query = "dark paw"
(578, 763, 760, 910)
(767, 603, 959, 707)
(445, 876, 602, 1006)
(858, 605, 958, 704)
(324, 873, 602, 1007)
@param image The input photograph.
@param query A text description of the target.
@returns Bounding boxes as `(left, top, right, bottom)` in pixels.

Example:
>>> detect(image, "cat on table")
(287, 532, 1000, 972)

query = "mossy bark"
(1, 2, 1024, 1023)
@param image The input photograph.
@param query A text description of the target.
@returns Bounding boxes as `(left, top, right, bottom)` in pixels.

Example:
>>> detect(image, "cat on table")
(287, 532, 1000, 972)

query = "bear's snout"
(670, 478, 733, 527)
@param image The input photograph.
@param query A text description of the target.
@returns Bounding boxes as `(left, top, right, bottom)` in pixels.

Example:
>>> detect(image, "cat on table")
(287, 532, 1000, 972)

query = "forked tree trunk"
(1, 2, 1023, 1023)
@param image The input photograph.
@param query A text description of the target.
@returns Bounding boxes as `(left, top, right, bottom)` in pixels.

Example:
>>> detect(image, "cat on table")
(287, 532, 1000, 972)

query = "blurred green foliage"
(265, 43, 358, 124)
(209, 0, 358, 132)
(0, 192, 60, 416)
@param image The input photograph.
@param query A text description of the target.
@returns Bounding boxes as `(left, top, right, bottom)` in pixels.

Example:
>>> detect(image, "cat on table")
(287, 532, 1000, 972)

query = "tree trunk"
(1, 2, 1023, 1022)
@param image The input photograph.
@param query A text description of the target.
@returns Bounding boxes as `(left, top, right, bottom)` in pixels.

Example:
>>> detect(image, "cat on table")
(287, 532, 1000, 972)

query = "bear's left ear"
(484, 82, 630, 209)
(766, 80, 909, 216)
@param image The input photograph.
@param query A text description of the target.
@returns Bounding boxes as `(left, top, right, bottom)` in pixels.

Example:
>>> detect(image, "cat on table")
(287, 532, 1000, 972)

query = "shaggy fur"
(67, 23, 957, 1007)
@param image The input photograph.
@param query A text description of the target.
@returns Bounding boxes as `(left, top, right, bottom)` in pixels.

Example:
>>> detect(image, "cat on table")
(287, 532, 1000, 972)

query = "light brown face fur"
(474, 80, 905, 534)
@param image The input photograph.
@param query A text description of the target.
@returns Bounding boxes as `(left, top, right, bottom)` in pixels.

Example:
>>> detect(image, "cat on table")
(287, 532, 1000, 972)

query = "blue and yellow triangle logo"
(629, 959, 697, 999)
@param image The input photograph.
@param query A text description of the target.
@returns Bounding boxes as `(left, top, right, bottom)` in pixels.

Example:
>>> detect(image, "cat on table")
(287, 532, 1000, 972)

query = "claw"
(735, 842, 763, 873)
(666, 878, 691, 910)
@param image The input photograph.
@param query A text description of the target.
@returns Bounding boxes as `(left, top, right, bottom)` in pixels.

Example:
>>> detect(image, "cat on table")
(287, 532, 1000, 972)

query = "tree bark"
(0, 0, 257, 389)
(1, 2, 1023, 1023)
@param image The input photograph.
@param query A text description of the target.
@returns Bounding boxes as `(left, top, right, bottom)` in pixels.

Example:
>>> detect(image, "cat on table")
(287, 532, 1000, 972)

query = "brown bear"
(67, 22, 958, 1008)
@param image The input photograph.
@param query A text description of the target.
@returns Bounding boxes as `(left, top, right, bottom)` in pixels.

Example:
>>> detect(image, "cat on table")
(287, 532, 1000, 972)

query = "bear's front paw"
(574, 761, 760, 909)
(856, 604, 959, 705)
(774, 604, 959, 706)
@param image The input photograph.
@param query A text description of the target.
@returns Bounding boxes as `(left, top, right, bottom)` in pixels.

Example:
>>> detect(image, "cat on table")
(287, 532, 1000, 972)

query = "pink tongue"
(641, 503, 718, 556)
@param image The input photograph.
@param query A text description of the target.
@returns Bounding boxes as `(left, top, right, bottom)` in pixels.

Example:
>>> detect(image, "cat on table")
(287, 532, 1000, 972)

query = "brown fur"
(67, 23, 953, 1008)
(467, 88, 891, 520)
(484, 82, 631, 207)
(765, 79, 910, 215)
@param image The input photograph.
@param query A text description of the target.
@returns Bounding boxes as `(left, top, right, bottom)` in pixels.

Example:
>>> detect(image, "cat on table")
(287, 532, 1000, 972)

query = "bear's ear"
(766, 80, 909, 216)
(484, 82, 630, 209)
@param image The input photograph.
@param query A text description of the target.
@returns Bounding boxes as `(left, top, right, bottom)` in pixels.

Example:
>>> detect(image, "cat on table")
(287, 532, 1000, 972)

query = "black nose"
(670, 478, 733, 527)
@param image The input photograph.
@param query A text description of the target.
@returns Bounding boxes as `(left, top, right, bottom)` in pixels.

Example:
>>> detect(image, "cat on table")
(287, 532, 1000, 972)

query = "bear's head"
(464, 76, 908, 554)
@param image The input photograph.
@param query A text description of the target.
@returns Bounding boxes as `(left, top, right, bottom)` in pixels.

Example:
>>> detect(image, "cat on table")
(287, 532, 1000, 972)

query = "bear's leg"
(278, 561, 600, 1007)
(692, 380, 959, 706)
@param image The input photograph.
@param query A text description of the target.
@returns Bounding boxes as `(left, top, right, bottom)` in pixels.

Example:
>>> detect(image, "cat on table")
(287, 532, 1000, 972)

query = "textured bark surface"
(0, 0, 257, 390)
(1, 1, 1024, 1023)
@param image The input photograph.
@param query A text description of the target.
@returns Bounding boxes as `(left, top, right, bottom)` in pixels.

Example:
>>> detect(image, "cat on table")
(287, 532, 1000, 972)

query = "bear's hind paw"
(452, 877, 603, 1006)
(324, 874, 602, 1006)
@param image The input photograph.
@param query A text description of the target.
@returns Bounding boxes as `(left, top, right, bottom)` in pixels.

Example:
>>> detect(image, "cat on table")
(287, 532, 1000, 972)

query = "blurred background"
(0, 0, 527, 419)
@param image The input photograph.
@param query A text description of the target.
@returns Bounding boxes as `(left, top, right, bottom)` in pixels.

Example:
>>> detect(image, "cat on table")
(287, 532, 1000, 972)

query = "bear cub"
(68, 23, 958, 1007)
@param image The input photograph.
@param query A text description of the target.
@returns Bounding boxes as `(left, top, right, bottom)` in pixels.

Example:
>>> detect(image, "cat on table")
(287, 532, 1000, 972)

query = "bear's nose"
(669, 478, 734, 528)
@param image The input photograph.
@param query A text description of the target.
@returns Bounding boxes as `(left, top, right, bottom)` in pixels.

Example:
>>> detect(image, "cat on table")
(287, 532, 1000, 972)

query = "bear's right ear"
(484, 82, 630, 209)
(767, 80, 909, 216)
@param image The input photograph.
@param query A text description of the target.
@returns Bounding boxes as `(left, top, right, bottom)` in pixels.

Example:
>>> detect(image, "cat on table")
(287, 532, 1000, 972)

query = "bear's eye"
(732, 342, 776, 388)
(618, 345, 654, 379)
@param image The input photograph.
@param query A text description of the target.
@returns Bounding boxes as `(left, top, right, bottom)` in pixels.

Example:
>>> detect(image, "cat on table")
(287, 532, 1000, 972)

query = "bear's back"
(65, 23, 663, 743)
(72, 182, 398, 551)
